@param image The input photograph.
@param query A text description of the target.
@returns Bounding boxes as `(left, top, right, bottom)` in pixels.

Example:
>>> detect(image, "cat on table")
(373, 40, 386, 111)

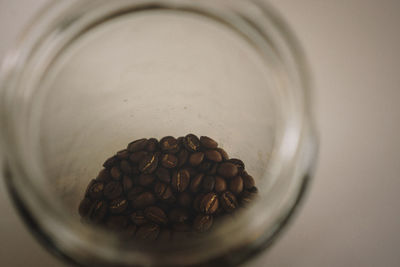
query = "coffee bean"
(189, 152, 204, 166)
(129, 151, 148, 163)
(249, 186, 258, 193)
(216, 148, 229, 161)
(146, 138, 158, 152)
(190, 173, 204, 193)
(183, 134, 200, 152)
(242, 172, 255, 189)
(110, 166, 122, 180)
(169, 208, 190, 223)
(241, 190, 257, 205)
(154, 182, 174, 201)
(227, 158, 245, 173)
(172, 169, 190, 192)
(79, 197, 92, 217)
(220, 191, 238, 212)
(131, 165, 140, 175)
(131, 192, 156, 209)
(200, 193, 219, 214)
(96, 169, 111, 183)
(185, 167, 198, 177)
(161, 154, 178, 168)
(88, 181, 104, 199)
(178, 192, 192, 207)
(198, 161, 212, 172)
(199, 136, 218, 149)
(126, 186, 145, 200)
(136, 223, 160, 241)
(144, 206, 168, 225)
(139, 174, 156, 187)
(139, 153, 159, 174)
(217, 162, 238, 178)
(130, 211, 147, 225)
(204, 150, 222, 162)
(122, 176, 134, 192)
(158, 229, 172, 242)
(120, 160, 133, 174)
(177, 149, 189, 167)
(127, 138, 148, 152)
(193, 215, 213, 233)
(155, 167, 171, 183)
(89, 200, 108, 223)
(106, 216, 128, 231)
(160, 136, 179, 153)
(117, 149, 130, 160)
(202, 176, 215, 192)
(215, 176, 227, 193)
(206, 162, 218, 175)
(104, 181, 123, 199)
(193, 193, 205, 212)
(229, 176, 244, 195)
(103, 155, 118, 168)
(109, 198, 128, 214)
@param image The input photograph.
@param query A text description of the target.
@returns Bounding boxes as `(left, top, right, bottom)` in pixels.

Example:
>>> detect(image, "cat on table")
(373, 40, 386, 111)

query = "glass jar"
(0, 0, 317, 266)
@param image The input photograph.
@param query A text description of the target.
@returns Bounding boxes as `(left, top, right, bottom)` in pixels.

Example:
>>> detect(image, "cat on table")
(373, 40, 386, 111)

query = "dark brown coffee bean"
(228, 158, 245, 173)
(88, 181, 104, 199)
(106, 216, 128, 231)
(130, 211, 147, 225)
(216, 148, 229, 161)
(127, 138, 148, 152)
(249, 186, 258, 193)
(89, 200, 108, 223)
(117, 149, 130, 159)
(220, 191, 238, 212)
(193, 215, 213, 233)
(183, 134, 200, 152)
(202, 176, 215, 192)
(146, 138, 158, 152)
(189, 152, 204, 166)
(185, 167, 198, 177)
(178, 192, 192, 207)
(206, 162, 218, 175)
(104, 181, 123, 199)
(241, 190, 257, 205)
(169, 208, 189, 223)
(200, 193, 219, 214)
(199, 136, 218, 149)
(161, 154, 178, 168)
(96, 169, 111, 183)
(204, 150, 222, 162)
(155, 167, 170, 183)
(136, 223, 160, 241)
(158, 229, 172, 242)
(160, 136, 179, 153)
(85, 179, 96, 197)
(144, 206, 168, 225)
(217, 162, 238, 178)
(154, 182, 174, 201)
(131, 164, 140, 175)
(103, 155, 118, 168)
(126, 186, 145, 200)
(109, 198, 128, 214)
(193, 193, 205, 212)
(131, 192, 156, 209)
(198, 161, 213, 172)
(122, 176, 133, 191)
(79, 197, 92, 217)
(190, 173, 204, 193)
(139, 174, 156, 187)
(177, 149, 189, 167)
(120, 160, 133, 174)
(242, 172, 255, 189)
(215, 176, 227, 193)
(129, 151, 148, 163)
(138, 153, 159, 174)
(229, 176, 244, 195)
(172, 169, 190, 192)
(110, 166, 122, 180)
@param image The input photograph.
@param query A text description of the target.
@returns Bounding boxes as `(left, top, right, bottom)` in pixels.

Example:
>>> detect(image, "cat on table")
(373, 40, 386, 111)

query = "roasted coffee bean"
(200, 193, 219, 214)
(120, 160, 133, 174)
(200, 136, 218, 149)
(220, 191, 238, 212)
(216, 148, 229, 161)
(202, 176, 215, 192)
(122, 176, 134, 192)
(229, 176, 244, 195)
(136, 223, 160, 241)
(158, 229, 172, 242)
(183, 134, 200, 152)
(190, 173, 204, 193)
(242, 172, 255, 189)
(160, 136, 179, 153)
(139, 174, 156, 187)
(104, 181, 123, 199)
(193, 215, 213, 233)
(110, 166, 122, 180)
(127, 138, 148, 152)
(161, 154, 178, 168)
(131, 165, 140, 175)
(130, 211, 147, 225)
(215, 176, 227, 193)
(103, 155, 118, 168)
(204, 150, 222, 162)
(189, 152, 204, 166)
(117, 149, 130, 159)
(89, 200, 108, 223)
(169, 208, 190, 223)
(129, 151, 148, 163)
(139, 153, 159, 174)
(144, 206, 168, 225)
(126, 186, 145, 200)
(155, 167, 171, 183)
(177, 149, 189, 167)
(154, 182, 173, 201)
(88, 181, 104, 199)
(241, 190, 257, 205)
(146, 138, 158, 152)
(227, 158, 245, 173)
(172, 169, 190, 192)
(198, 161, 213, 172)
(106, 216, 128, 231)
(96, 169, 111, 183)
(217, 162, 238, 178)
(109, 198, 128, 214)
(131, 192, 156, 209)
(178, 192, 192, 207)
(193, 193, 205, 212)
(249, 186, 258, 193)
(85, 179, 96, 197)
(186, 167, 198, 177)
(206, 162, 218, 175)
(79, 197, 92, 217)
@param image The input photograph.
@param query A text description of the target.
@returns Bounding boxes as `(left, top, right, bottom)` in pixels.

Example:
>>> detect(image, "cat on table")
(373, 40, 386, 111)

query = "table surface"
(1, 0, 400, 266)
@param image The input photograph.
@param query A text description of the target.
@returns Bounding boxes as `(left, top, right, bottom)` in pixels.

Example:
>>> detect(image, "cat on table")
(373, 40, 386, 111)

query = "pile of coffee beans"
(79, 135, 258, 242)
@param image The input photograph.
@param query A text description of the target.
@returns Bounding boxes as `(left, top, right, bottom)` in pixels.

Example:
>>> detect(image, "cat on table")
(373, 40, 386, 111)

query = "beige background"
(1, 0, 400, 266)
